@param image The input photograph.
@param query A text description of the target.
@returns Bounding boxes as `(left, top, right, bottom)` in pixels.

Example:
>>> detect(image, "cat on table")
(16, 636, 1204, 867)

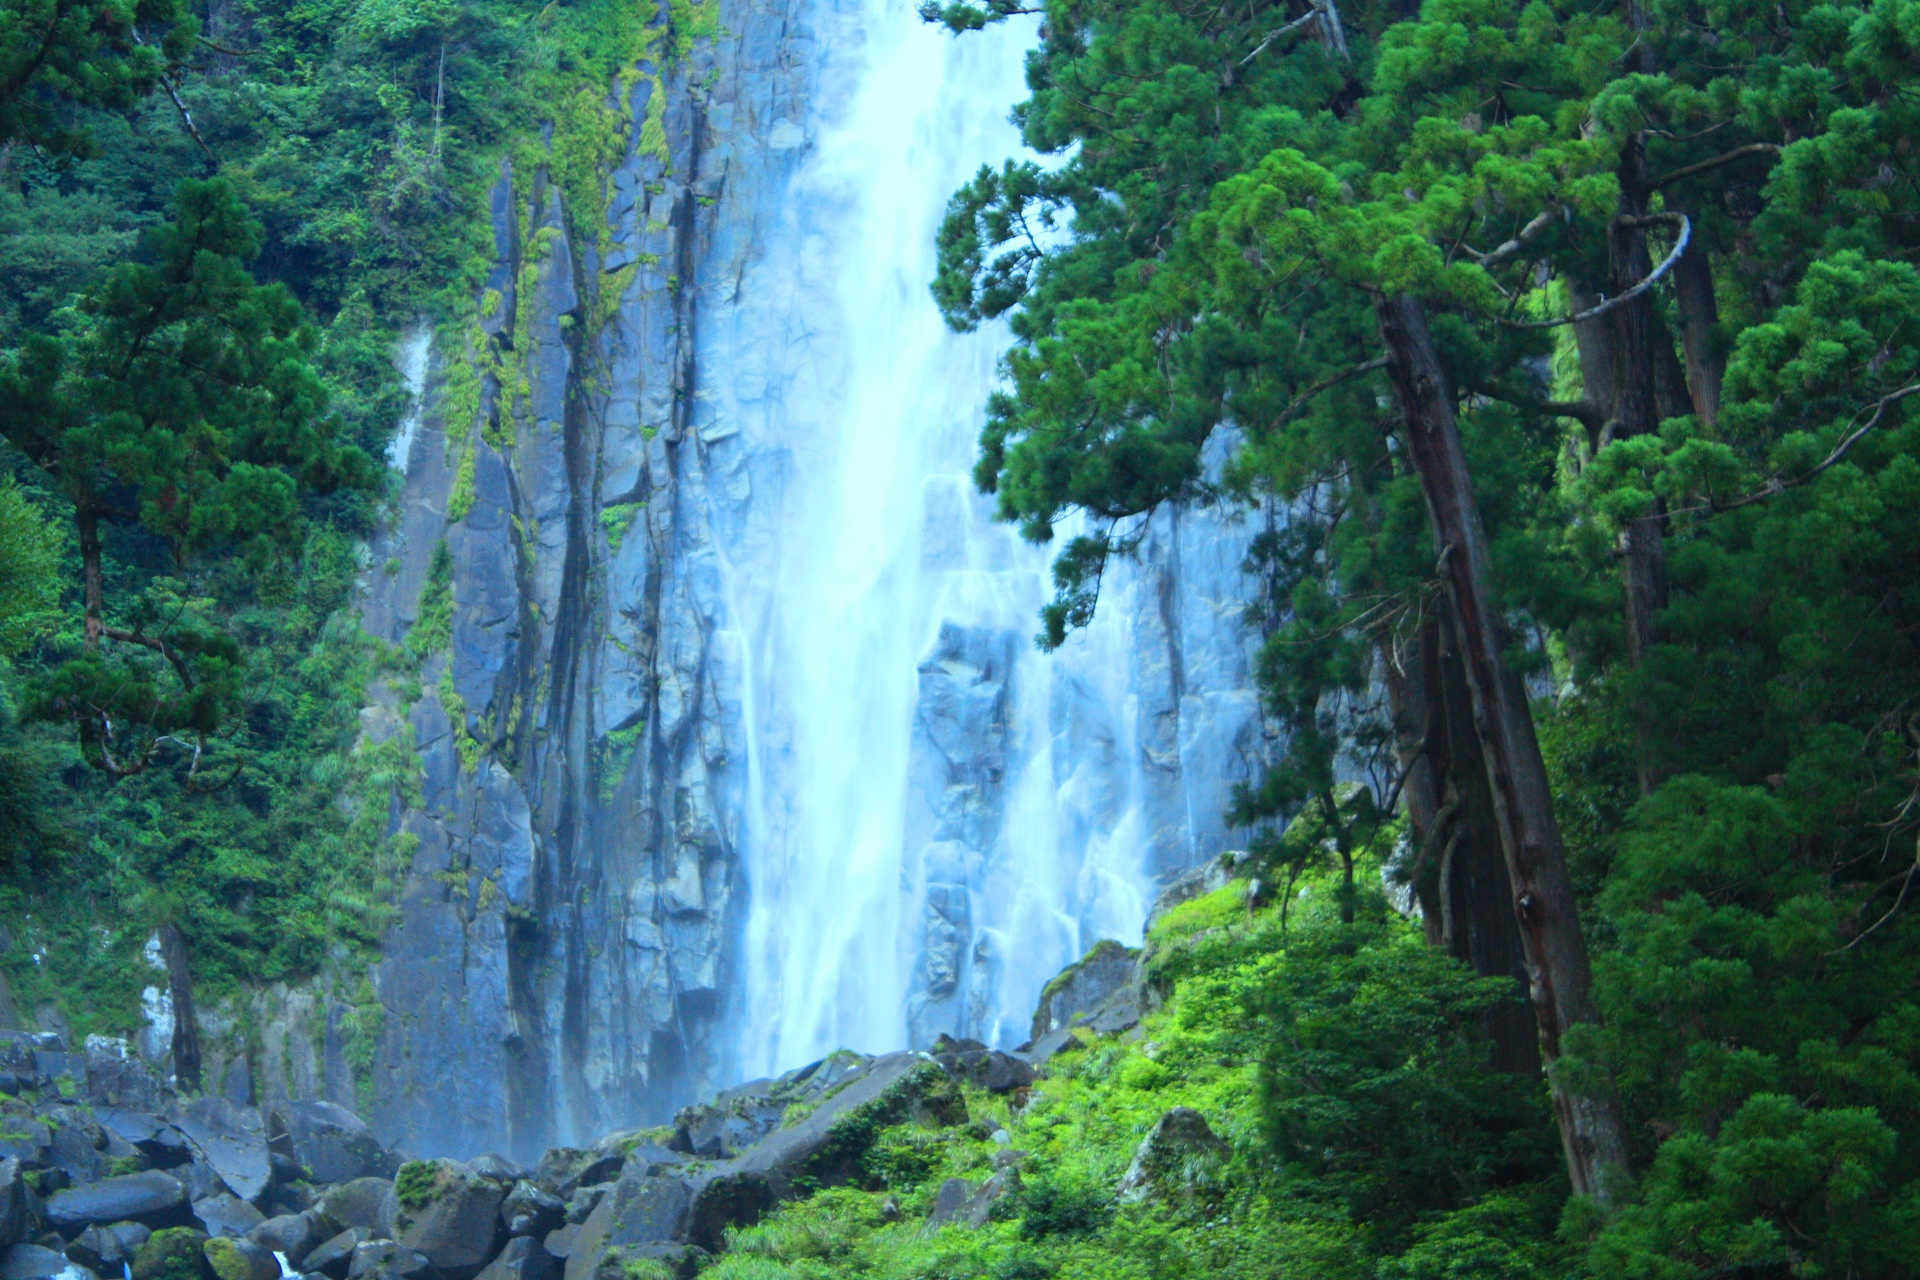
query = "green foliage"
(0, 0, 196, 155)
(394, 1158, 441, 1210)
(0, 477, 58, 660)
(709, 871, 1560, 1279)
(934, 0, 1920, 1271)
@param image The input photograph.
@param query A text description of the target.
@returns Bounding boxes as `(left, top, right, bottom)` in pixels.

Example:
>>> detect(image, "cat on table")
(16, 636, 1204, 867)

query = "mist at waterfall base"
(725, 0, 1256, 1082)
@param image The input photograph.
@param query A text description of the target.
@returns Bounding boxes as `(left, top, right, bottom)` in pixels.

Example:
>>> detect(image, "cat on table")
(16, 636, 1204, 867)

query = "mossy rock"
(132, 1227, 214, 1280)
(394, 1159, 443, 1212)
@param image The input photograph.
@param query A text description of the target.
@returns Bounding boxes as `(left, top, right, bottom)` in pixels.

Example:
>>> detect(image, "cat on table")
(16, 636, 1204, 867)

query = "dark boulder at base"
(391, 1162, 503, 1278)
(245, 1215, 314, 1268)
(928, 1036, 1034, 1094)
(1028, 940, 1142, 1044)
(471, 1238, 554, 1280)
(2, 1244, 78, 1280)
(63, 1226, 126, 1273)
(93, 1116, 189, 1171)
(44, 1110, 106, 1186)
(1116, 1107, 1229, 1205)
(0, 1159, 35, 1249)
(463, 1158, 518, 1184)
(561, 1177, 691, 1280)
(499, 1185, 563, 1240)
(201, 1236, 279, 1280)
(527, 1154, 616, 1202)
(168, 1103, 270, 1205)
(267, 1107, 393, 1189)
(192, 1194, 265, 1240)
(82, 1040, 164, 1114)
(310, 1182, 392, 1241)
(298, 1229, 364, 1280)
(46, 1172, 190, 1232)
(132, 1227, 214, 1280)
(345, 1241, 428, 1280)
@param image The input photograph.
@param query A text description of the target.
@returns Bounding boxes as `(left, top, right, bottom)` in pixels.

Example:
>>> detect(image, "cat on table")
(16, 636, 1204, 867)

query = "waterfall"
(722, 0, 1272, 1081)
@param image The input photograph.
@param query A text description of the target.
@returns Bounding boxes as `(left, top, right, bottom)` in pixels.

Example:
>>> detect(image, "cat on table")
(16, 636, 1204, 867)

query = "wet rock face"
(354, 0, 827, 1162)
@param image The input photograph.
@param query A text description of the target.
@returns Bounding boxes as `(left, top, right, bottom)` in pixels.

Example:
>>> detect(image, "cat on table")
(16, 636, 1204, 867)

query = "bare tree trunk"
(1375, 291, 1631, 1203)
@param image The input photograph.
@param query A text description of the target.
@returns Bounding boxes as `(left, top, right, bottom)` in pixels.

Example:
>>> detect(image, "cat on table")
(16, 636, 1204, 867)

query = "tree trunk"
(1608, 136, 1670, 672)
(78, 506, 104, 653)
(1374, 291, 1631, 1203)
(1673, 235, 1723, 431)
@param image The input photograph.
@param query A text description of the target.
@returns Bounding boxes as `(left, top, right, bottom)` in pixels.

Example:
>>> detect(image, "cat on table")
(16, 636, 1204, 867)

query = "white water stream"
(730, 0, 1167, 1078)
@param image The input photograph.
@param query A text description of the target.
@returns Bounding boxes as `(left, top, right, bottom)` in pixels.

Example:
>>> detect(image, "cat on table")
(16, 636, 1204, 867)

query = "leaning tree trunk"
(1375, 291, 1632, 1203)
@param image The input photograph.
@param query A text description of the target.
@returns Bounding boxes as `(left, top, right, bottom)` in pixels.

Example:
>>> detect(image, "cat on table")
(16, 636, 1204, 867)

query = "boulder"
(44, 1111, 106, 1186)
(391, 1162, 503, 1278)
(94, 1116, 189, 1171)
(108, 1224, 151, 1257)
(921, 1168, 1018, 1234)
(192, 1194, 265, 1240)
(558, 1187, 606, 1228)
(63, 1227, 125, 1274)
(298, 1230, 364, 1280)
(81, 1040, 164, 1114)
(611, 1146, 683, 1180)
(537, 1228, 574, 1261)
(1028, 940, 1141, 1043)
(201, 1237, 279, 1280)
(928, 1037, 1034, 1094)
(526, 1155, 615, 1203)
(1, 1244, 78, 1280)
(0, 1105, 49, 1166)
(471, 1238, 554, 1280)
(683, 1053, 958, 1252)
(266, 1107, 391, 1188)
(46, 1172, 190, 1231)
(132, 1227, 214, 1280)
(310, 1181, 393, 1240)
(168, 1103, 270, 1205)
(345, 1242, 428, 1280)
(1116, 1108, 1229, 1205)
(246, 1215, 314, 1267)
(463, 1158, 518, 1184)
(560, 1178, 691, 1280)
(0, 1158, 35, 1249)
(498, 1185, 563, 1240)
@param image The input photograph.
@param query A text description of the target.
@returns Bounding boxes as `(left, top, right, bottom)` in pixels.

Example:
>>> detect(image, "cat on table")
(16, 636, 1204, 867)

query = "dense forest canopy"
(912, 0, 1920, 1269)
(1, 0, 1918, 1273)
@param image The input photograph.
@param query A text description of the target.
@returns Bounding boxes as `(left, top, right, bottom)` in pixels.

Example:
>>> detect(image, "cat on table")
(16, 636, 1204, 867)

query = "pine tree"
(0, 177, 374, 778)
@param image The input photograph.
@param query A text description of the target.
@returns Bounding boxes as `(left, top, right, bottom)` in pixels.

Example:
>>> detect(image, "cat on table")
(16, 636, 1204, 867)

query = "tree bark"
(1375, 291, 1631, 1202)
(1672, 234, 1723, 431)
(78, 506, 104, 653)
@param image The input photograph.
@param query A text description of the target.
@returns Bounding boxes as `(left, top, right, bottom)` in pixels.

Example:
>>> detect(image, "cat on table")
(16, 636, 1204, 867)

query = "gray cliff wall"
(346, 0, 1276, 1156)
(355, 0, 815, 1161)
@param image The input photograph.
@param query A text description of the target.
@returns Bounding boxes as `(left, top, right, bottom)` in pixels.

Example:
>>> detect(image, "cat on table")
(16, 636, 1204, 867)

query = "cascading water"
(721, 0, 1277, 1080)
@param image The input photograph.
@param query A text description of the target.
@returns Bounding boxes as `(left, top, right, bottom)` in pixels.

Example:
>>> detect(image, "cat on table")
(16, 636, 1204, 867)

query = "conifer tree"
(0, 177, 374, 778)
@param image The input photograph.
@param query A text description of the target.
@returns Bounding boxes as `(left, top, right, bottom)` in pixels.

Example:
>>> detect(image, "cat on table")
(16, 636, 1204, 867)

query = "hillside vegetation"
(0, 0, 1917, 1273)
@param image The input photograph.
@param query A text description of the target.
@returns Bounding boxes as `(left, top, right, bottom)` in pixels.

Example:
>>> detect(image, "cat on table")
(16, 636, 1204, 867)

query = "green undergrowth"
(699, 869, 1571, 1280)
